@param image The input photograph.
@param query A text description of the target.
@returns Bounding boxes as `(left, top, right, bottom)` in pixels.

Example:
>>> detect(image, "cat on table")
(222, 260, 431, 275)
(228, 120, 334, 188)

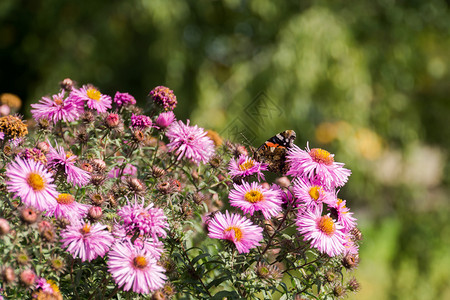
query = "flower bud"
(60, 78, 75, 90)
(92, 158, 106, 172)
(342, 253, 359, 269)
(105, 113, 121, 128)
(20, 207, 39, 224)
(2, 266, 16, 284)
(347, 277, 361, 292)
(88, 206, 103, 220)
(19, 269, 36, 286)
(90, 193, 105, 205)
(152, 166, 166, 178)
(0, 218, 10, 236)
(275, 176, 291, 188)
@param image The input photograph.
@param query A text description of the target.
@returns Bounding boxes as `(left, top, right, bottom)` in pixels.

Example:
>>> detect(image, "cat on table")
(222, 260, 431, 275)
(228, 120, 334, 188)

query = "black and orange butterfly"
(253, 130, 296, 174)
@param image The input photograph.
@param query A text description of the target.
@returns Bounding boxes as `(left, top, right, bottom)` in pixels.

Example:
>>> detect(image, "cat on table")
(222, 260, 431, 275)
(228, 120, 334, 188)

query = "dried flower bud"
(347, 277, 361, 292)
(275, 176, 291, 188)
(151, 290, 166, 300)
(209, 155, 222, 168)
(89, 193, 105, 205)
(163, 282, 176, 297)
(38, 118, 52, 130)
(88, 206, 103, 220)
(256, 262, 283, 280)
(3, 144, 12, 156)
(50, 256, 66, 274)
(106, 193, 118, 207)
(76, 128, 89, 144)
(127, 177, 146, 195)
(191, 170, 199, 181)
(333, 284, 346, 297)
(132, 129, 146, 143)
(20, 207, 39, 224)
(80, 162, 94, 173)
(81, 111, 95, 123)
(36, 141, 50, 153)
(152, 166, 166, 178)
(193, 192, 206, 205)
(16, 251, 30, 266)
(91, 158, 106, 172)
(0, 218, 11, 236)
(325, 270, 337, 283)
(60, 78, 75, 90)
(19, 269, 36, 286)
(2, 266, 16, 284)
(41, 227, 57, 242)
(342, 253, 359, 269)
(158, 181, 171, 194)
(90, 174, 106, 186)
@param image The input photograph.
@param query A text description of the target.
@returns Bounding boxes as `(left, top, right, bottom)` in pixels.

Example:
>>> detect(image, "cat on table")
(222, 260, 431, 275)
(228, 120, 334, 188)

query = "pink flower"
(60, 222, 114, 262)
(155, 111, 175, 128)
(48, 193, 89, 222)
(5, 157, 58, 212)
(229, 181, 282, 219)
(166, 120, 215, 165)
(286, 143, 351, 189)
(114, 92, 136, 107)
(69, 85, 112, 113)
(36, 278, 54, 294)
(47, 142, 90, 187)
(112, 225, 165, 260)
(296, 205, 346, 257)
(329, 198, 357, 233)
(149, 86, 177, 111)
(208, 211, 263, 254)
(31, 91, 82, 123)
(117, 198, 168, 241)
(108, 240, 166, 294)
(131, 114, 152, 129)
(228, 155, 268, 181)
(292, 177, 335, 210)
(108, 163, 137, 179)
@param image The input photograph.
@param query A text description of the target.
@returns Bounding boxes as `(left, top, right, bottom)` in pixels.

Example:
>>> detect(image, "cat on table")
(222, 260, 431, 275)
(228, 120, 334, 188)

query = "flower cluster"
(0, 79, 361, 299)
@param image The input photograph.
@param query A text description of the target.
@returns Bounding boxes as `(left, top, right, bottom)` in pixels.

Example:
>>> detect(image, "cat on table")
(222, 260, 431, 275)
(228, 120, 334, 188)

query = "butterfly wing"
(254, 130, 296, 174)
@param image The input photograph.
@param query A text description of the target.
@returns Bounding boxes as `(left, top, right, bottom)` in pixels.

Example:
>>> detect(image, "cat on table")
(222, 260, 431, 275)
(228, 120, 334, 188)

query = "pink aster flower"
(117, 198, 168, 241)
(30, 91, 82, 123)
(69, 85, 112, 113)
(149, 86, 177, 111)
(108, 163, 137, 179)
(36, 278, 54, 294)
(296, 206, 346, 257)
(329, 198, 357, 233)
(0, 131, 4, 140)
(48, 193, 89, 222)
(286, 143, 351, 189)
(112, 225, 165, 260)
(131, 114, 153, 129)
(228, 154, 268, 182)
(155, 111, 175, 129)
(207, 211, 263, 254)
(114, 92, 136, 107)
(166, 120, 214, 165)
(108, 240, 166, 294)
(60, 221, 114, 262)
(5, 157, 58, 212)
(292, 177, 335, 210)
(166, 120, 215, 165)
(229, 181, 283, 219)
(47, 142, 90, 187)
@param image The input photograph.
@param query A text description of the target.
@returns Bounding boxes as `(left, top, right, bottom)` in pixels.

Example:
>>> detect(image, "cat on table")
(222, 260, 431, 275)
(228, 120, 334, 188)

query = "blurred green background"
(1, 0, 449, 298)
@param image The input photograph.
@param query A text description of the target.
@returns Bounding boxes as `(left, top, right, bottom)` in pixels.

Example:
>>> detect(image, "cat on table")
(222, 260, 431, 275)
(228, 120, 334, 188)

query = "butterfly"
(253, 130, 296, 174)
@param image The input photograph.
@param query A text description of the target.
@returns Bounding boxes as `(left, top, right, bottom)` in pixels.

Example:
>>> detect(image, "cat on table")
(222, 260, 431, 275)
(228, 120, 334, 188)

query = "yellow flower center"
(337, 198, 347, 214)
(244, 190, 264, 203)
(133, 256, 148, 269)
(318, 215, 335, 236)
(66, 151, 74, 159)
(86, 88, 101, 101)
(239, 160, 254, 171)
(54, 97, 63, 106)
(56, 193, 75, 205)
(309, 148, 334, 165)
(47, 280, 60, 294)
(80, 224, 91, 234)
(308, 186, 322, 201)
(224, 226, 243, 241)
(27, 173, 45, 191)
